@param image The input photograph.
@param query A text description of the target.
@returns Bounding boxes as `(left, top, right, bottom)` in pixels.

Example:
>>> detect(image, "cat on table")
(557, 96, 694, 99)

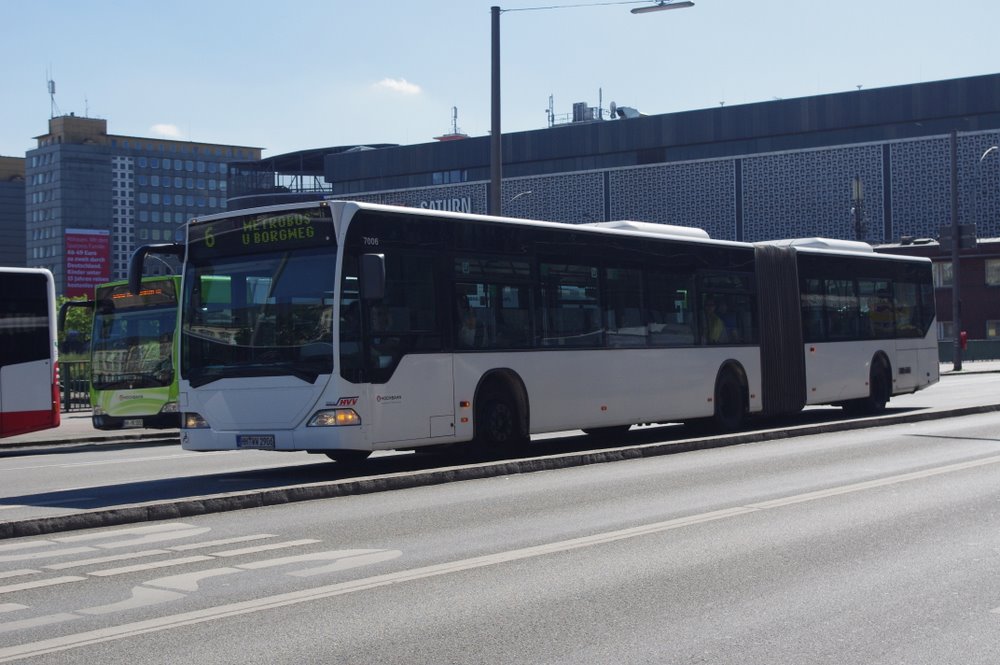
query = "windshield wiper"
(187, 363, 319, 388)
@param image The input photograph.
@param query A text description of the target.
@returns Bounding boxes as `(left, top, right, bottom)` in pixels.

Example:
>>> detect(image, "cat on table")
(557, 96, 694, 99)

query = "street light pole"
(951, 130, 962, 371)
(488, 1, 692, 217)
(490, 6, 502, 216)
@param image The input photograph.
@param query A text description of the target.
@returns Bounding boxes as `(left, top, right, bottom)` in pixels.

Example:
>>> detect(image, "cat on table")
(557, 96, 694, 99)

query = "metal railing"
(59, 361, 90, 412)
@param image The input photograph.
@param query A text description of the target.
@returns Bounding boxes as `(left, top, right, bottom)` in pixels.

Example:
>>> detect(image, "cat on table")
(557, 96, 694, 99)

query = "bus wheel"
(845, 360, 891, 415)
(324, 450, 372, 465)
(713, 371, 746, 432)
(475, 390, 527, 452)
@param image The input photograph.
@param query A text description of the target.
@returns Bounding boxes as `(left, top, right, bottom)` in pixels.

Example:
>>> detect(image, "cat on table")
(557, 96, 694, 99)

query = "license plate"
(123, 419, 144, 429)
(237, 434, 276, 450)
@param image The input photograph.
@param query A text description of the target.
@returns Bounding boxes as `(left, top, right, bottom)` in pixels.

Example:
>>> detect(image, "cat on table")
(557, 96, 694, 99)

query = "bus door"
(342, 252, 454, 447)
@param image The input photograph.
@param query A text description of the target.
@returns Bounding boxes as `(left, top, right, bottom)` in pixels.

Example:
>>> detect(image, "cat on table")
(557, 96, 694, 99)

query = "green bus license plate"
(123, 419, 144, 428)
(237, 434, 275, 450)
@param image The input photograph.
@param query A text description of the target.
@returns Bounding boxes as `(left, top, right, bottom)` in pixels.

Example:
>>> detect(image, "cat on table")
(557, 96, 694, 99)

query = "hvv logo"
(335, 396, 359, 407)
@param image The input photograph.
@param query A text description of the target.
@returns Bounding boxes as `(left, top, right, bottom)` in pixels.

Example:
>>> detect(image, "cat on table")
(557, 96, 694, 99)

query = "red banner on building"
(64, 228, 111, 297)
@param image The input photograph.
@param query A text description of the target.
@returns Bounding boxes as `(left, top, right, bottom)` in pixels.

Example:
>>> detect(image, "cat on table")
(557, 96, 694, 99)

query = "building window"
(988, 321, 1000, 339)
(986, 259, 1000, 286)
(933, 262, 952, 288)
(938, 321, 954, 340)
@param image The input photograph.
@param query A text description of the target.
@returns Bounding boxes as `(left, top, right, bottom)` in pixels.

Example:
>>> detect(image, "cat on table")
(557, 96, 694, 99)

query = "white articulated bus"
(129, 201, 938, 463)
(0, 267, 60, 438)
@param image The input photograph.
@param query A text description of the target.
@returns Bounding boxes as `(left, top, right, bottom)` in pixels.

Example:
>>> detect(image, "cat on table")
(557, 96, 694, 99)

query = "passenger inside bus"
(703, 297, 725, 344)
(456, 294, 480, 348)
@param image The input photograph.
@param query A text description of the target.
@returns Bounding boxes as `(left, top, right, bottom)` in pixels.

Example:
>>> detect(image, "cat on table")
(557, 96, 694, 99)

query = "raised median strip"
(4, 403, 1000, 540)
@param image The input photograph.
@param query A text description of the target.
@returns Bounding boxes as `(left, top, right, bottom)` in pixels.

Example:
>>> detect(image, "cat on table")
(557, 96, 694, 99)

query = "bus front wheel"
(475, 390, 527, 452)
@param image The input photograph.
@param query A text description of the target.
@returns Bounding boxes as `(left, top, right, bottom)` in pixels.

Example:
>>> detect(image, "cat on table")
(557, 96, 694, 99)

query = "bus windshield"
(182, 246, 337, 387)
(91, 281, 177, 390)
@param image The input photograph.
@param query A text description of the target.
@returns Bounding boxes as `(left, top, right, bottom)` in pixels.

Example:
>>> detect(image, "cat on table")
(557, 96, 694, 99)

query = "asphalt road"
(2, 410, 1000, 663)
(1, 368, 999, 538)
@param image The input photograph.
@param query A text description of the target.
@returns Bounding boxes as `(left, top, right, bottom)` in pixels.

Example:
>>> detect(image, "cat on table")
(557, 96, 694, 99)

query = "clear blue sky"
(3, 0, 998, 159)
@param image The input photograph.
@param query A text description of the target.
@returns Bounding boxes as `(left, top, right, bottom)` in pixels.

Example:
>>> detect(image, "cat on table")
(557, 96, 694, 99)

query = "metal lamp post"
(489, 1, 693, 216)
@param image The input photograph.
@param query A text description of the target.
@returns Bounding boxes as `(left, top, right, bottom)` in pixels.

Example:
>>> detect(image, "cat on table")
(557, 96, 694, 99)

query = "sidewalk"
(1, 410, 178, 450)
(938, 358, 1000, 375)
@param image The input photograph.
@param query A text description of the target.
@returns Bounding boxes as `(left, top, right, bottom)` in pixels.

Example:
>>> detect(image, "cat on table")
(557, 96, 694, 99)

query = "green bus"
(60, 276, 181, 430)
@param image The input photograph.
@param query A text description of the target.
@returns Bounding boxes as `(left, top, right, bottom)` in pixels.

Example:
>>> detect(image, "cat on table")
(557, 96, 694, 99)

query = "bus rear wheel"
(713, 371, 746, 432)
(844, 360, 891, 415)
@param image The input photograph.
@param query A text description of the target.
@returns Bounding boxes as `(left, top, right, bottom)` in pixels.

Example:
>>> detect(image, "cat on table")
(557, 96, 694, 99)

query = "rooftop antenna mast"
(47, 77, 60, 119)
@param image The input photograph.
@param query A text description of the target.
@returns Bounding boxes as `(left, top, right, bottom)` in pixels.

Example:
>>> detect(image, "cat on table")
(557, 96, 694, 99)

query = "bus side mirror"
(360, 253, 385, 300)
(128, 243, 183, 295)
(58, 299, 94, 332)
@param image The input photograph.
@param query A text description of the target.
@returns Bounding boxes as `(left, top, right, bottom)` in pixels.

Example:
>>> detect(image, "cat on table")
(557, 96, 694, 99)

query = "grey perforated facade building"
(231, 73, 1000, 250)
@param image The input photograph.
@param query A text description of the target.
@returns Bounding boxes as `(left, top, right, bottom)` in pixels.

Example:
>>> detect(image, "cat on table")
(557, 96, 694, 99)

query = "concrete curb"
(4, 402, 1000, 539)
(0, 432, 179, 452)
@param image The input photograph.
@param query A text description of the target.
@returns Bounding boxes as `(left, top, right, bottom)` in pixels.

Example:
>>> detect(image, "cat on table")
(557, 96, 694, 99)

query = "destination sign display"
(97, 279, 177, 310)
(188, 206, 335, 258)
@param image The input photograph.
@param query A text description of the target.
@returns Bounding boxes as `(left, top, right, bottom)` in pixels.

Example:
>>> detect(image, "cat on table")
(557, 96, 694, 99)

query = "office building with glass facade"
(25, 115, 260, 295)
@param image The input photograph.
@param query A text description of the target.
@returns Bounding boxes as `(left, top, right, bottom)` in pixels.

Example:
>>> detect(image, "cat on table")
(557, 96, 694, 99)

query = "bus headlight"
(160, 401, 179, 414)
(183, 412, 210, 429)
(308, 409, 361, 427)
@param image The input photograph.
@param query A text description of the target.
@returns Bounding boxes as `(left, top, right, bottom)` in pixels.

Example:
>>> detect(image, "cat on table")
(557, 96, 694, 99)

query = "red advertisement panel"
(65, 229, 111, 297)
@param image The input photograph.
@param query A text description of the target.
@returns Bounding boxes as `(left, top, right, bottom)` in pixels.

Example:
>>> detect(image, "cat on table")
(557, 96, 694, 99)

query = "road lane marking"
(209, 539, 321, 558)
(0, 605, 27, 614)
(44, 550, 171, 570)
(168, 534, 275, 551)
(77, 587, 186, 616)
(0, 548, 96, 564)
(0, 542, 52, 553)
(288, 550, 403, 578)
(235, 549, 396, 572)
(4, 453, 1000, 661)
(0, 577, 86, 595)
(91, 528, 211, 549)
(0, 614, 79, 635)
(54, 523, 199, 543)
(87, 556, 214, 578)
(0, 571, 38, 581)
(748, 455, 1000, 509)
(143, 568, 243, 593)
